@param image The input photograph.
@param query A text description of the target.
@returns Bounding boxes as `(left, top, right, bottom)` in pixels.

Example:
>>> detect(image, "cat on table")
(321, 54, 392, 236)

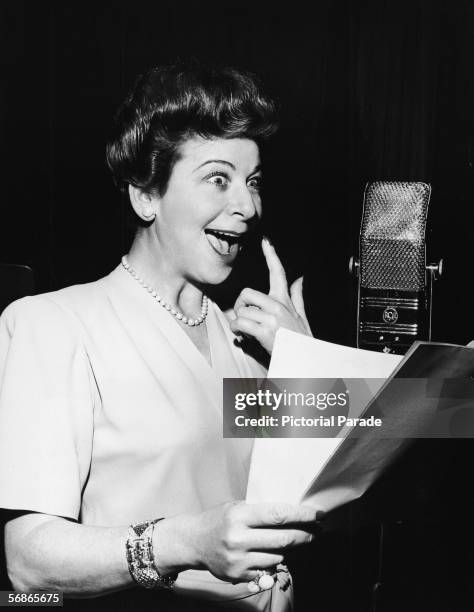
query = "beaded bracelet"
(125, 518, 178, 590)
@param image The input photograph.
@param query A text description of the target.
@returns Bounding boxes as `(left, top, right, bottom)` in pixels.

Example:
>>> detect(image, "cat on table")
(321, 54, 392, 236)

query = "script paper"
(246, 329, 402, 509)
(246, 331, 474, 512)
(300, 340, 474, 510)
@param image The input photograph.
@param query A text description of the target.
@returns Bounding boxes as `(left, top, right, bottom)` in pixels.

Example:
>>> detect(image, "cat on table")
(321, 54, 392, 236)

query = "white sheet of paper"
(246, 329, 402, 506)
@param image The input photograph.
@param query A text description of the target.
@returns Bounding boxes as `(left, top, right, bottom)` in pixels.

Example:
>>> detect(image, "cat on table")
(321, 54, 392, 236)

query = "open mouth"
(204, 229, 245, 256)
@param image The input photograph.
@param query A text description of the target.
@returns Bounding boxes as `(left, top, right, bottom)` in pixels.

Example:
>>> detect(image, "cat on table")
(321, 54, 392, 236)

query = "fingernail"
(262, 234, 273, 246)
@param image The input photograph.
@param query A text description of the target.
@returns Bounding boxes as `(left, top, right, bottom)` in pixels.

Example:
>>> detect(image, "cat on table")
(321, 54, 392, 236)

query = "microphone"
(349, 181, 443, 355)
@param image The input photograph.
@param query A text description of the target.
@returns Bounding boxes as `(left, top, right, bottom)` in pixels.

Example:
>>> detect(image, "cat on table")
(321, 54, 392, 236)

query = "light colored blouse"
(0, 264, 292, 611)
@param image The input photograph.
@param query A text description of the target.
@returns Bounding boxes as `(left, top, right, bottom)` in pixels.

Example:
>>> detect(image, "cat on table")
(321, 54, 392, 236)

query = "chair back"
(0, 263, 35, 314)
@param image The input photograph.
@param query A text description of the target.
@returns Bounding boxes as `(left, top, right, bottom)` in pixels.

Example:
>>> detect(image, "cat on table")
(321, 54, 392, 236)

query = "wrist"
(152, 514, 199, 575)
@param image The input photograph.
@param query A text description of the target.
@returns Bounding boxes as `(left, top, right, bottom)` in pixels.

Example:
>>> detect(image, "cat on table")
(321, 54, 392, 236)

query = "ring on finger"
(247, 570, 275, 593)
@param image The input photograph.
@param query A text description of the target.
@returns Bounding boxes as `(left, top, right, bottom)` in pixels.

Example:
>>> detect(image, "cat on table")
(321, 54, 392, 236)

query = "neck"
(127, 229, 204, 317)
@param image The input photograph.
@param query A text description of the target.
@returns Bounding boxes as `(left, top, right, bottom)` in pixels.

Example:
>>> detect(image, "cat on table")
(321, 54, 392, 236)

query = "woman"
(0, 62, 315, 611)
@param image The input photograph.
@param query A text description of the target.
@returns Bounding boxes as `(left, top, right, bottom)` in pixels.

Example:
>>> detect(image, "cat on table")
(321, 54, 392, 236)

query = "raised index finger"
(262, 237, 288, 299)
(244, 502, 320, 528)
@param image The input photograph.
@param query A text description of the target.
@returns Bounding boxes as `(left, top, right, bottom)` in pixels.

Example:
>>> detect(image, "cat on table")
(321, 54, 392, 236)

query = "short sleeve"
(0, 296, 95, 520)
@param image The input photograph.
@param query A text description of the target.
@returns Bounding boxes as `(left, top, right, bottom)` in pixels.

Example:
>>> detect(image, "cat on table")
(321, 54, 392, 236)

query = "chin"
(200, 264, 234, 286)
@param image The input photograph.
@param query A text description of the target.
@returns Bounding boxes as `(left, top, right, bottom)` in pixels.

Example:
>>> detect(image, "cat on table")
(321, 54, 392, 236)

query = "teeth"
(208, 230, 242, 241)
(215, 231, 237, 242)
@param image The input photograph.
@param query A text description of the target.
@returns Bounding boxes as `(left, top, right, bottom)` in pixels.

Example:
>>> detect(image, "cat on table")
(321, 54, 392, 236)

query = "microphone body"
(351, 181, 441, 355)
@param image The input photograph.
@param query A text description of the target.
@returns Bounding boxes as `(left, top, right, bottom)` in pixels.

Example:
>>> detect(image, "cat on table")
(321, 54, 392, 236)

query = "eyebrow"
(194, 160, 262, 174)
(195, 159, 235, 171)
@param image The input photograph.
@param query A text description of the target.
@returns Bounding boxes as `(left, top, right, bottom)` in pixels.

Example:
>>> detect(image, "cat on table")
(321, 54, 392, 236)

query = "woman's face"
(154, 136, 263, 285)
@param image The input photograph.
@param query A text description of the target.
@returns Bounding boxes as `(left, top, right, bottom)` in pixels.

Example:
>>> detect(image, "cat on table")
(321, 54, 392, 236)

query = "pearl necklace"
(121, 255, 208, 327)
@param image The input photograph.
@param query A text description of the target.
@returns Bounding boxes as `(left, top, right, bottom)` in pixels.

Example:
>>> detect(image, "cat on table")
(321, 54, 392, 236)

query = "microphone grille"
(360, 181, 431, 291)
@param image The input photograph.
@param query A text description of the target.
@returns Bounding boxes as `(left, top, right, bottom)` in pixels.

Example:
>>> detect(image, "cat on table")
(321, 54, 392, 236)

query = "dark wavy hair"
(106, 60, 279, 197)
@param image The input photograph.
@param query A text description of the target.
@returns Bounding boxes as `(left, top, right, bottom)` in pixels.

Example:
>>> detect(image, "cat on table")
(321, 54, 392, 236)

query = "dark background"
(0, 1, 473, 610)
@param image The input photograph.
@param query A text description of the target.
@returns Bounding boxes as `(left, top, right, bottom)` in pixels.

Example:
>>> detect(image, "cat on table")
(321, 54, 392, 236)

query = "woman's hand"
(230, 238, 312, 354)
(5, 503, 320, 595)
(154, 501, 319, 584)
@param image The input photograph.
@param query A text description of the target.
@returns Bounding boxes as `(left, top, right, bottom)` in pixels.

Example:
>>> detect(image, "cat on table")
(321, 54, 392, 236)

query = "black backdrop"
(1, 0, 472, 344)
(0, 1, 473, 610)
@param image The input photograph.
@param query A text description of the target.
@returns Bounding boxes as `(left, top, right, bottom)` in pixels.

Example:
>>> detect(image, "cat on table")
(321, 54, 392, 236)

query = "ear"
(128, 184, 158, 222)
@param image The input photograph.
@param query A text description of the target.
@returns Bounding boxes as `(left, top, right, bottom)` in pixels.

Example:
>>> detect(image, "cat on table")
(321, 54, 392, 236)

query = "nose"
(227, 182, 261, 221)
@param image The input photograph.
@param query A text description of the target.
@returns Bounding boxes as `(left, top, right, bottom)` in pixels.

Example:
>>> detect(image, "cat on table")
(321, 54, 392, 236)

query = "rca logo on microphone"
(383, 306, 398, 323)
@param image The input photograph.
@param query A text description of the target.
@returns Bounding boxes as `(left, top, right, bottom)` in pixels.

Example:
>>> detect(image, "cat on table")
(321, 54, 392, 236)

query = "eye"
(247, 175, 262, 192)
(205, 171, 229, 189)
